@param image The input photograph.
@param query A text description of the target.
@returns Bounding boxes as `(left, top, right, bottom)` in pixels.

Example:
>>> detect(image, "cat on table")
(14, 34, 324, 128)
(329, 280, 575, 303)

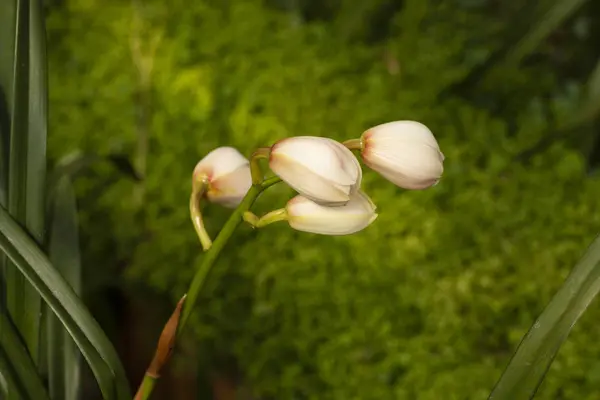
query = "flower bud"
(269, 136, 362, 205)
(361, 121, 444, 190)
(193, 147, 252, 208)
(285, 190, 377, 235)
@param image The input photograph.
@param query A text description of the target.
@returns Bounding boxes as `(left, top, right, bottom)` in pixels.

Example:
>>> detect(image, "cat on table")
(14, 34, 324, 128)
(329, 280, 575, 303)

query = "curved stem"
(179, 177, 280, 332)
(262, 175, 281, 189)
(243, 209, 287, 228)
(250, 147, 271, 184)
(136, 174, 282, 400)
(190, 177, 212, 251)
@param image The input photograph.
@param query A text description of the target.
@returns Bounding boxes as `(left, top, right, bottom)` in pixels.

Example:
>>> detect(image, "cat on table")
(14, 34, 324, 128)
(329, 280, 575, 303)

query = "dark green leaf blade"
(489, 234, 600, 399)
(46, 150, 141, 197)
(47, 176, 82, 400)
(0, 311, 49, 400)
(5, 0, 48, 366)
(505, 0, 590, 66)
(0, 347, 25, 399)
(0, 205, 131, 399)
(0, 0, 16, 207)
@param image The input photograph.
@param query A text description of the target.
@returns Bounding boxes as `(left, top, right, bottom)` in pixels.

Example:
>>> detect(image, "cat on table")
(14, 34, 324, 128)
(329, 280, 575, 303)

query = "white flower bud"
(361, 121, 444, 190)
(269, 136, 362, 205)
(285, 190, 377, 235)
(193, 147, 252, 208)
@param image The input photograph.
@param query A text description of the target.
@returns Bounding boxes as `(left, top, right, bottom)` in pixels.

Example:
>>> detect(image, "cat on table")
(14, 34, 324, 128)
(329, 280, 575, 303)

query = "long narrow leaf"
(0, 311, 49, 400)
(515, 56, 600, 163)
(46, 150, 141, 210)
(571, 57, 600, 129)
(5, 0, 47, 365)
(489, 234, 600, 399)
(0, 0, 16, 208)
(505, 0, 590, 66)
(47, 176, 82, 400)
(443, 1, 589, 99)
(0, 205, 131, 399)
(0, 347, 25, 399)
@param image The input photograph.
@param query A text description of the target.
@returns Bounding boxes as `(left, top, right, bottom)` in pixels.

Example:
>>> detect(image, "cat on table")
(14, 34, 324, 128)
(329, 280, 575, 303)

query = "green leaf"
(0, 311, 49, 400)
(46, 176, 82, 400)
(4, 0, 48, 366)
(570, 57, 600, 129)
(444, 1, 590, 99)
(489, 234, 600, 399)
(515, 56, 600, 163)
(505, 0, 590, 66)
(0, 0, 16, 207)
(0, 205, 131, 399)
(46, 150, 141, 208)
(0, 347, 24, 398)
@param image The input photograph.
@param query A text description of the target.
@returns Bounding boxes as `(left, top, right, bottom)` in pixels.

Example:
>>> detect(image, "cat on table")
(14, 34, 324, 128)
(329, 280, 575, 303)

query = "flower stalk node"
(190, 178, 213, 251)
(342, 138, 363, 150)
(250, 147, 271, 184)
(243, 209, 288, 228)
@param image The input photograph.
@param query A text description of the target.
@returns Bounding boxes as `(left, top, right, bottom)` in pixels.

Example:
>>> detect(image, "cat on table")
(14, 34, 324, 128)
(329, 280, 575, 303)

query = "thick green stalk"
(133, 376, 155, 400)
(134, 176, 280, 400)
(179, 176, 279, 331)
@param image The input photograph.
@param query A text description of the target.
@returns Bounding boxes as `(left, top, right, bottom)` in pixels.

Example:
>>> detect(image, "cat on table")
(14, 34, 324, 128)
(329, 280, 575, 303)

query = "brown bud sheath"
(146, 294, 186, 378)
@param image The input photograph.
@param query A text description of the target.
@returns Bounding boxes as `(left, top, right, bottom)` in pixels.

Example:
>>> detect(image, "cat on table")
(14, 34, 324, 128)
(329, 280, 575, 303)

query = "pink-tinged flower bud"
(285, 190, 377, 235)
(193, 147, 252, 208)
(269, 136, 362, 206)
(361, 121, 444, 190)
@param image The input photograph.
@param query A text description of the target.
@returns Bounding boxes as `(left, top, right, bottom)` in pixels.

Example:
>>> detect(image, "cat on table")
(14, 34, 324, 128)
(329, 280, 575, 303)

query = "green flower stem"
(179, 175, 281, 332)
(250, 147, 271, 184)
(243, 209, 288, 228)
(342, 138, 363, 150)
(133, 375, 156, 400)
(134, 295, 186, 400)
(190, 177, 212, 251)
(135, 175, 281, 400)
(242, 211, 260, 226)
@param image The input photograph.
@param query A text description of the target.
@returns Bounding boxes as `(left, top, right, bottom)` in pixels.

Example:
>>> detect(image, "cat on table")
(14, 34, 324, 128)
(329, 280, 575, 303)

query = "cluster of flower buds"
(191, 120, 444, 240)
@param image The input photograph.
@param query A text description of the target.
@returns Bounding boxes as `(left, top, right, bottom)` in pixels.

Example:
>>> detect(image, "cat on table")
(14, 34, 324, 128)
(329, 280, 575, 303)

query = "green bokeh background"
(44, 0, 600, 398)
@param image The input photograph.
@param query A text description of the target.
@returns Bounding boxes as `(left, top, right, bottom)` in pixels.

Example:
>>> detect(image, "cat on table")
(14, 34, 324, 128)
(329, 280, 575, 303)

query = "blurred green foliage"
(45, 0, 600, 398)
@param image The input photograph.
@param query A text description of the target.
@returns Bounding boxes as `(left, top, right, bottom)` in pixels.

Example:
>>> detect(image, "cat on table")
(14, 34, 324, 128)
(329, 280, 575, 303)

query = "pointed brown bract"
(147, 294, 187, 378)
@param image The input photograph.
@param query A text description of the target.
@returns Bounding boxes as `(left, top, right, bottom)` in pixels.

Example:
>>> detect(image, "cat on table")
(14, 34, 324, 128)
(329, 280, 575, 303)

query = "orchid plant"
(134, 120, 445, 399)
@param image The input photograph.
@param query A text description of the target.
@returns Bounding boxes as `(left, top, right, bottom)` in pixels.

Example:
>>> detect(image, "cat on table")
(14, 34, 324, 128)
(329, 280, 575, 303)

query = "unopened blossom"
(269, 136, 362, 205)
(360, 121, 444, 190)
(193, 147, 252, 208)
(285, 190, 377, 235)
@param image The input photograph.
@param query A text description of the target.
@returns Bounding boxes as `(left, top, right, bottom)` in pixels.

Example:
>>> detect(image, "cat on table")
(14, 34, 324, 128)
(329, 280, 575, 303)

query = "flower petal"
(286, 190, 378, 235)
(364, 121, 440, 150)
(362, 121, 444, 190)
(271, 137, 357, 186)
(194, 147, 249, 181)
(208, 164, 252, 208)
(317, 137, 362, 191)
(270, 152, 351, 205)
(364, 143, 443, 189)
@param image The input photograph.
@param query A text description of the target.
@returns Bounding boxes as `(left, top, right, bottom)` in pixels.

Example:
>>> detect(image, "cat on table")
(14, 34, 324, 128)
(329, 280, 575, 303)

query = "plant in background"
(134, 120, 445, 398)
(4, 0, 600, 400)
(1, 1, 137, 399)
